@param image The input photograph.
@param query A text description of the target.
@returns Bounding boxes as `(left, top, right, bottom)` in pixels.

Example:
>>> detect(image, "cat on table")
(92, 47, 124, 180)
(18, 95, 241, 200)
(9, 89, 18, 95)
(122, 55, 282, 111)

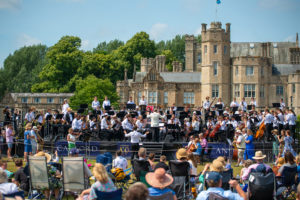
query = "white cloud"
(17, 34, 41, 47)
(0, 0, 22, 10)
(150, 23, 168, 41)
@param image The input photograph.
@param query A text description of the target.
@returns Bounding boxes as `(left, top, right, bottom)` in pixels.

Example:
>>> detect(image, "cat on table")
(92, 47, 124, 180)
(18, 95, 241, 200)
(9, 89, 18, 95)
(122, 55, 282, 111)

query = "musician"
(44, 109, 52, 120)
(147, 109, 164, 142)
(203, 96, 211, 112)
(250, 97, 257, 108)
(215, 98, 224, 115)
(191, 115, 200, 134)
(280, 98, 285, 110)
(135, 115, 145, 131)
(64, 108, 74, 125)
(286, 109, 296, 139)
(62, 99, 70, 114)
(80, 115, 88, 131)
(25, 107, 35, 123)
(102, 96, 111, 109)
(89, 117, 98, 131)
(92, 96, 100, 110)
(171, 103, 177, 112)
(72, 114, 81, 132)
(122, 114, 134, 133)
(111, 115, 123, 140)
(216, 116, 226, 141)
(276, 109, 284, 134)
(240, 97, 247, 112)
(230, 98, 239, 112)
(139, 95, 148, 106)
(127, 96, 135, 104)
(206, 117, 215, 130)
(101, 114, 114, 141)
(264, 109, 274, 141)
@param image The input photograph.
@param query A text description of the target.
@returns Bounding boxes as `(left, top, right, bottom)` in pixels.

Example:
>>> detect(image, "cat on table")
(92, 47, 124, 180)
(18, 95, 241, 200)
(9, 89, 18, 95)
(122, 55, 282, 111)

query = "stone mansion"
(117, 22, 300, 114)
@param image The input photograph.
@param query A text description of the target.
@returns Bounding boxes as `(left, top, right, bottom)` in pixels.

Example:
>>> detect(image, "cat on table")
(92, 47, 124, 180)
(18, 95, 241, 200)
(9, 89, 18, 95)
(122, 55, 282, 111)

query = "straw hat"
(210, 160, 224, 172)
(146, 168, 173, 189)
(176, 148, 188, 160)
(252, 151, 266, 160)
(67, 107, 72, 112)
(34, 151, 52, 163)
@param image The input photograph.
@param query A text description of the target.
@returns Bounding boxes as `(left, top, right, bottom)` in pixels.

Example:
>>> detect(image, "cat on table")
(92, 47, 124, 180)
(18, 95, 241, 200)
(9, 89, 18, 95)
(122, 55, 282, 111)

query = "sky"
(0, 0, 300, 68)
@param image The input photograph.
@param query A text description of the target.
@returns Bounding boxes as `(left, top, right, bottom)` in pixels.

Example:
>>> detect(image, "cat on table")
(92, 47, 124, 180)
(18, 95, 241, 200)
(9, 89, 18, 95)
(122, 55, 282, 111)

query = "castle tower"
(201, 22, 231, 104)
(185, 35, 197, 72)
(141, 58, 155, 72)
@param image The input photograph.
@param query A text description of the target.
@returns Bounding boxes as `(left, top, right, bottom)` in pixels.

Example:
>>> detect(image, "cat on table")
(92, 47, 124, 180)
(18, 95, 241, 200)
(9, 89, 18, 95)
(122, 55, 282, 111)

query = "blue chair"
(276, 166, 297, 199)
(94, 188, 122, 200)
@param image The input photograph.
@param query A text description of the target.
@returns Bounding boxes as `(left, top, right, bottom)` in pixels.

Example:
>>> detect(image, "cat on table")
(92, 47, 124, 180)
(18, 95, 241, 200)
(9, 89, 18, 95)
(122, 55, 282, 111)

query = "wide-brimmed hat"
(32, 126, 38, 130)
(210, 160, 224, 172)
(146, 168, 173, 188)
(176, 148, 188, 160)
(252, 151, 266, 160)
(34, 151, 52, 163)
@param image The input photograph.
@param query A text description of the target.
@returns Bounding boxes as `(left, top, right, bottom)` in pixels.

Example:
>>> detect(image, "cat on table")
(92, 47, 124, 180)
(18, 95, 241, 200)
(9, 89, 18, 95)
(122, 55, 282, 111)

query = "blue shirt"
(245, 135, 254, 150)
(148, 187, 175, 197)
(196, 142, 202, 155)
(24, 131, 31, 145)
(196, 187, 244, 200)
(297, 165, 300, 183)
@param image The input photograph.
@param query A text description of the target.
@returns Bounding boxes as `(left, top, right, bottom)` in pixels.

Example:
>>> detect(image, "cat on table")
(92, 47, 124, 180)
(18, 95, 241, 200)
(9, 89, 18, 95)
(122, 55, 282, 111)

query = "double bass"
(209, 123, 221, 138)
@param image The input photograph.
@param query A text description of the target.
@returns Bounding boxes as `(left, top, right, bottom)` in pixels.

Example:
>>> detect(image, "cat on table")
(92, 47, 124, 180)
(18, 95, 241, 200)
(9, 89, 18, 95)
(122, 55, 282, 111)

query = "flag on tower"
(217, 0, 221, 4)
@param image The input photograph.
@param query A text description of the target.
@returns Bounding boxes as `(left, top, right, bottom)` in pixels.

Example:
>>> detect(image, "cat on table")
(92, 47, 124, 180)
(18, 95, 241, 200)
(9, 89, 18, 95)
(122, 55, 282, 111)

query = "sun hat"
(205, 171, 222, 183)
(252, 151, 266, 160)
(176, 148, 188, 160)
(210, 160, 224, 172)
(146, 168, 173, 188)
(34, 151, 52, 163)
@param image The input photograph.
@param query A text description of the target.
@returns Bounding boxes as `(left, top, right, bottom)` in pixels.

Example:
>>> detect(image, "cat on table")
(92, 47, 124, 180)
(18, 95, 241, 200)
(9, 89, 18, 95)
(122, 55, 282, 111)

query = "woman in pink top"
(5, 124, 14, 159)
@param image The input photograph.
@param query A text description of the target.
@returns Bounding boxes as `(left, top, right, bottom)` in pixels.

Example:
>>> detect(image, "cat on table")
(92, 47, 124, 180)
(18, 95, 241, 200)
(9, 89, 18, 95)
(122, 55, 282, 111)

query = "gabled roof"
(134, 72, 201, 83)
(10, 93, 74, 101)
(272, 64, 300, 75)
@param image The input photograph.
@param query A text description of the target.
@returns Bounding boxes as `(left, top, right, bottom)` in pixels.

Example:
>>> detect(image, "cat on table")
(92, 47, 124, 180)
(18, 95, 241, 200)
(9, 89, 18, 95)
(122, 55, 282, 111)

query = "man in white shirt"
(112, 150, 128, 171)
(240, 97, 247, 112)
(203, 96, 211, 111)
(92, 96, 100, 110)
(102, 96, 111, 109)
(139, 95, 147, 111)
(122, 114, 134, 133)
(147, 109, 164, 142)
(127, 96, 135, 104)
(62, 99, 69, 114)
(280, 98, 285, 110)
(250, 97, 257, 108)
(72, 115, 81, 131)
(264, 109, 274, 141)
(124, 126, 148, 159)
(230, 98, 239, 108)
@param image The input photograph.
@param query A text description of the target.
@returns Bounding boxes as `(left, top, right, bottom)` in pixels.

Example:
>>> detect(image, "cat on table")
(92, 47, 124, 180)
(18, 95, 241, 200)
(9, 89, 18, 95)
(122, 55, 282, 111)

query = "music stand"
(104, 106, 111, 111)
(108, 111, 115, 115)
(130, 112, 138, 118)
(56, 114, 63, 120)
(177, 107, 184, 112)
(166, 124, 176, 129)
(126, 103, 136, 110)
(117, 111, 126, 119)
(215, 104, 223, 110)
(247, 105, 253, 110)
(272, 103, 280, 108)
(77, 108, 85, 114)
(80, 104, 88, 109)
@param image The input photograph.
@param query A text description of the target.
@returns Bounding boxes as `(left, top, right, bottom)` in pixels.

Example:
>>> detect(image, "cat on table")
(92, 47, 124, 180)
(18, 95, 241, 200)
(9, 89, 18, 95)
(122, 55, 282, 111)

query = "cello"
(255, 120, 265, 139)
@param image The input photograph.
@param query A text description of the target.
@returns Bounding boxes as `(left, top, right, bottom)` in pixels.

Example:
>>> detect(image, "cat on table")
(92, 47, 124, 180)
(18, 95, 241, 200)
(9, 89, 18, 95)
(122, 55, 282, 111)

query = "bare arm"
(229, 180, 247, 200)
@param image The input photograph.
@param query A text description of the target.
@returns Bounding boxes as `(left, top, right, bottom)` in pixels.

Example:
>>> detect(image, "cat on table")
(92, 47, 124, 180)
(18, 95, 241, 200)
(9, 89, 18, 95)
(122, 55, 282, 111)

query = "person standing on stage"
(287, 109, 297, 139)
(92, 96, 100, 110)
(240, 97, 247, 112)
(147, 109, 164, 142)
(250, 97, 257, 108)
(124, 126, 149, 160)
(280, 98, 285, 110)
(102, 96, 111, 109)
(264, 109, 274, 141)
(203, 96, 210, 112)
(72, 114, 82, 132)
(62, 99, 69, 114)
(230, 98, 239, 111)
(127, 96, 135, 104)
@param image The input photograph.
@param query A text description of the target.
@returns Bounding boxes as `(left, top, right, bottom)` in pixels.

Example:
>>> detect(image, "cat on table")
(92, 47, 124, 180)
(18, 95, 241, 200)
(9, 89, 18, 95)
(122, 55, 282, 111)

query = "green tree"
(32, 36, 83, 92)
(0, 44, 47, 98)
(69, 75, 119, 109)
(93, 39, 124, 54)
(160, 50, 178, 71)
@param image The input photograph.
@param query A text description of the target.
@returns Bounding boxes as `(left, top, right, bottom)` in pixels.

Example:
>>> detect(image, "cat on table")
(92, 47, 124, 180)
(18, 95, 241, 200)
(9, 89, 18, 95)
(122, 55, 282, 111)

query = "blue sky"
(0, 0, 299, 67)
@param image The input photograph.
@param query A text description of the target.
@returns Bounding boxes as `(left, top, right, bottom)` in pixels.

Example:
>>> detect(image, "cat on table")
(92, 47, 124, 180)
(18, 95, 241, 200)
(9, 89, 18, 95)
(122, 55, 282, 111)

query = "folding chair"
(169, 160, 191, 200)
(148, 191, 174, 200)
(94, 188, 122, 200)
(61, 157, 86, 198)
(220, 169, 233, 190)
(248, 172, 275, 200)
(132, 159, 151, 181)
(28, 156, 51, 200)
(276, 166, 297, 199)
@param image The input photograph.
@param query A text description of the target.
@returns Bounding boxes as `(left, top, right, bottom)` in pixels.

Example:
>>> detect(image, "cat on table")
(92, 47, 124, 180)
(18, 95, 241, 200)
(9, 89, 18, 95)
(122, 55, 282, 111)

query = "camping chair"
(148, 191, 174, 200)
(220, 169, 233, 190)
(28, 156, 51, 200)
(113, 167, 133, 190)
(248, 172, 275, 200)
(208, 192, 229, 200)
(94, 188, 122, 200)
(61, 157, 86, 198)
(276, 166, 297, 199)
(132, 159, 151, 181)
(169, 160, 191, 200)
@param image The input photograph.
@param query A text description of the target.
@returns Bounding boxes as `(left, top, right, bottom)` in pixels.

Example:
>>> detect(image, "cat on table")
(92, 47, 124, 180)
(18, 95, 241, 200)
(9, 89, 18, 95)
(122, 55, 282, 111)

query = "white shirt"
(90, 121, 97, 130)
(236, 135, 246, 149)
(278, 113, 284, 124)
(25, 112, 34, 122)
(240, 101, 247, 111)
(125, 130, 146, 143)
(72, 118, 81, 130)
(192, 121, 200, 131)
(147, 112, 163, 127)
(127, 100, 135, 104)
(122, 118, 133, 131)
(0, 182, 19, 195)
(136, 120, 144, 130)
(280, 102, 285, 110)
(250, 101, 257, 107)
(286, 113, 296, 125)
(113, 156, 128, 171)
(230, 101, 239, 107)
(203, 101, 210, 110)
(101, 118, 109, 129)
(62, 103, 69, 114)
(37, 115, 43, 124)
(92, 100, 100, 110)
(139, 99, 147, 106)
(265, 113, 274, 124)
(102, 100, 111, 109)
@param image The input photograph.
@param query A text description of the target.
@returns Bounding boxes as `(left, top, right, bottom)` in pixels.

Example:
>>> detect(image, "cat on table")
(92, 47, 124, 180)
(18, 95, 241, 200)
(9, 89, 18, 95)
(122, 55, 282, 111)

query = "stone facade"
(117, 22, 300, 114)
